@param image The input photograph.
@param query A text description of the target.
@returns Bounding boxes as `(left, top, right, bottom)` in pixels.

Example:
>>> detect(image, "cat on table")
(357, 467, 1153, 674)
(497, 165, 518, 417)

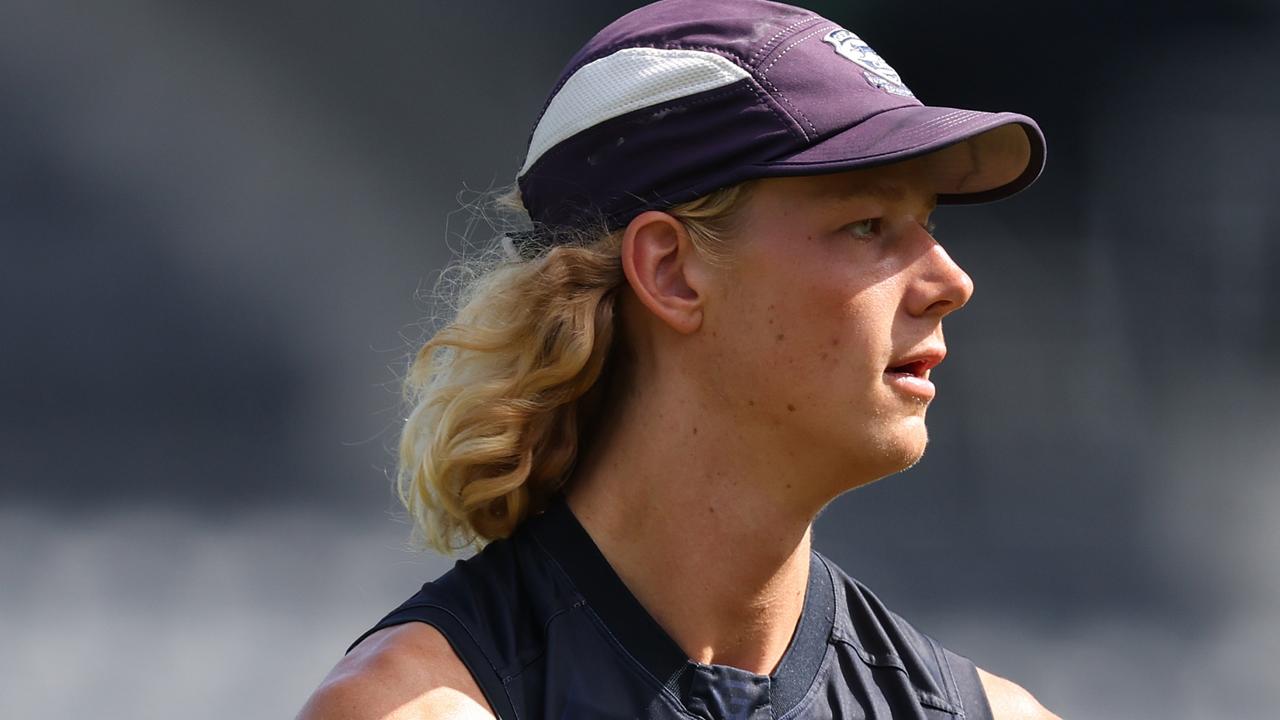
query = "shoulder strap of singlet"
(818, 551, 994, 719)
(347, 604, 518, 720)
(939, 646, 995, 720)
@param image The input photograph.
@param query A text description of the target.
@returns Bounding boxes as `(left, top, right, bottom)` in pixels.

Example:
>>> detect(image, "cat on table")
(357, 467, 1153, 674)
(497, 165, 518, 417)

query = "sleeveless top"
(349, 495, 994, 720)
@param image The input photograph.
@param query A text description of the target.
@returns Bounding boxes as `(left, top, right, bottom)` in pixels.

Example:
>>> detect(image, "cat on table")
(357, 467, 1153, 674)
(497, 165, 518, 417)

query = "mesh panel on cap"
(519, 47, 751, 175)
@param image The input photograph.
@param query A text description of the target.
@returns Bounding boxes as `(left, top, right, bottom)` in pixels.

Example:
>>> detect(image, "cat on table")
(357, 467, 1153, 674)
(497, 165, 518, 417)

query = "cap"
(516, 0, 1046, 236)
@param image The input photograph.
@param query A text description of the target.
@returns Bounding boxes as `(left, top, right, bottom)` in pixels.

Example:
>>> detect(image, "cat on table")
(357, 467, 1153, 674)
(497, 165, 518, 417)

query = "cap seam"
(747, 14, 824, 65)
(742, 75, 811, 144)
(758, 23, 833, 78)
(893, 110, 983, 142)
(753, 23, 835, 138)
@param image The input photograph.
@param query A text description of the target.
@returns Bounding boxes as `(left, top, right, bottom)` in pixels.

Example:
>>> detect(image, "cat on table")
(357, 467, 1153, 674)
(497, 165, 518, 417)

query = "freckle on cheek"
(747, 399, 755, 407)
(787, 403, 797, 412)
(830, 338, 840, 347)
(776, 333, 785, 342)
(820, 351, 829, 360)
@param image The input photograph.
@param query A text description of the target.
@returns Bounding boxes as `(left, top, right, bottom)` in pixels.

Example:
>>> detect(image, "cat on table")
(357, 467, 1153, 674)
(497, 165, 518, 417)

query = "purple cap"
(516, 0, 1046, 234)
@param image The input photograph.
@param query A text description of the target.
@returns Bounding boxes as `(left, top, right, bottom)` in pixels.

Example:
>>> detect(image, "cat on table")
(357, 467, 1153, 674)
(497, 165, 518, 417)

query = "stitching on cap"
(743, 74, 810, 142)
(748, 15, 822, 65)
(748, 16, 818, 64)
(759, 25, 830, 76)
(755, 75, 817, 138)
(895, 111, 983, 142)
(755, 24, 832, 138)
(889, 111, 973, 142)
(895, 112, 964, 138)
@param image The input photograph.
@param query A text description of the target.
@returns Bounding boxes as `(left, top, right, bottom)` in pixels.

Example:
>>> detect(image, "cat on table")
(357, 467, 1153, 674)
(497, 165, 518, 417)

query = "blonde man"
(301, 1, 1059, 717)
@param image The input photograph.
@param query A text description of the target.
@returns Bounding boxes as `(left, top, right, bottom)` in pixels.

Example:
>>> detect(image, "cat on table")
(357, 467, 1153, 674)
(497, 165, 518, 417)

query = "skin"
(298, 156, 1061, 719)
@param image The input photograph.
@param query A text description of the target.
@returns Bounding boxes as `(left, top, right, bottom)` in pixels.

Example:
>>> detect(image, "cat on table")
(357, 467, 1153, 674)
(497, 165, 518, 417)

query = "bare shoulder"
(977, 667, 1063, 720)
(296, 623, 496, 720)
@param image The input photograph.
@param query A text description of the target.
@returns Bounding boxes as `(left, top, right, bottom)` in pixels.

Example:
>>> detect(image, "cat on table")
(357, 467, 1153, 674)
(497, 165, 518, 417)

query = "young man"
(300, 1, 1060, 718)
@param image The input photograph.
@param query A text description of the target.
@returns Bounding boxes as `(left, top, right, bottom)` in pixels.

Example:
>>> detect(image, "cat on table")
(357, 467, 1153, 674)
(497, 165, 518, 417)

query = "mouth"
(884, 348, 946, 399)
(885, 358, 935, 379)
(885, 349, 944, 377)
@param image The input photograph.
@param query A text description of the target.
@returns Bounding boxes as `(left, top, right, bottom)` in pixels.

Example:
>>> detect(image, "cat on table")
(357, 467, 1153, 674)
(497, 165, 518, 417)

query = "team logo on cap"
(822, 28, 915, 98)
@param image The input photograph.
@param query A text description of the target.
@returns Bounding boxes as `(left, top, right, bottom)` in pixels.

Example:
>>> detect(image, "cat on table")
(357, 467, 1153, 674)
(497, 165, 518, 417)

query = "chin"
(867, 421, 930, 477)
(828, 422, 930, 494)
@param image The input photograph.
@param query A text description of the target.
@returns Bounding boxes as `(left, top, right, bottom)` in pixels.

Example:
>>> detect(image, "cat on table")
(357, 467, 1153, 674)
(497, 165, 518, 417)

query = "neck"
(566, 380, 830, 675)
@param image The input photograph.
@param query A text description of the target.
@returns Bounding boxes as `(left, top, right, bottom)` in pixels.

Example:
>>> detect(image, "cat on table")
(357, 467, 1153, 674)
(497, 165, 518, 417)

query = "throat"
(567, 484, 815, 675)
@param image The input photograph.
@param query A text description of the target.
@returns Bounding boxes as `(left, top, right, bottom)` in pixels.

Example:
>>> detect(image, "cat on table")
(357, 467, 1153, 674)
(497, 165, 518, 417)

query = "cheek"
(745, 280, 882, 399)
(778, 278, 889, 369)
(705, 274, 825, 408)
(708, 244, 897, 405)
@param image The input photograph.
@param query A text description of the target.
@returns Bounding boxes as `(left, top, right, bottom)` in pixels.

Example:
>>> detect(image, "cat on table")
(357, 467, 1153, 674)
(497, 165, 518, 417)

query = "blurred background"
(2, 1, 1278, 718)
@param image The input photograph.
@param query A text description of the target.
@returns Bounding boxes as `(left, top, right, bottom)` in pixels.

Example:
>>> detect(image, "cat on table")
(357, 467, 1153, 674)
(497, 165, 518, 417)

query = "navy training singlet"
(349, 495, 994, 719)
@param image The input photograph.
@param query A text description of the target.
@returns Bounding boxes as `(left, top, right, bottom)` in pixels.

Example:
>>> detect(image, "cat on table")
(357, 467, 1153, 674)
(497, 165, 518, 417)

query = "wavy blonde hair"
(400, 183, 757, 554)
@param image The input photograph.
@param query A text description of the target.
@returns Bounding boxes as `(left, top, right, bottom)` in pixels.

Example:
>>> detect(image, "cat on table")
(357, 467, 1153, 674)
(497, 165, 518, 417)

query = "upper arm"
(977, 667, 1062, 720)
(297, 623, 497, 720)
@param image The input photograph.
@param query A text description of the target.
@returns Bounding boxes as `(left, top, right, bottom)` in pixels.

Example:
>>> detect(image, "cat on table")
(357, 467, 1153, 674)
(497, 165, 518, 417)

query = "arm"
(977, 667, 1063, 720)
(297, 623, 497, 720)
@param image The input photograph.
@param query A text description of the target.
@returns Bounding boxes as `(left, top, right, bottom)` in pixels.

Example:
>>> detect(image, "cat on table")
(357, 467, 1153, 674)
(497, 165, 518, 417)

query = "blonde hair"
(400, 183, 756, 554)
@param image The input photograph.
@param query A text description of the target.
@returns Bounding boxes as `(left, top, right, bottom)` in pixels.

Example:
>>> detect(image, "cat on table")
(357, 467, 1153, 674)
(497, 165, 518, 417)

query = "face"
(698, 156, 974, 491)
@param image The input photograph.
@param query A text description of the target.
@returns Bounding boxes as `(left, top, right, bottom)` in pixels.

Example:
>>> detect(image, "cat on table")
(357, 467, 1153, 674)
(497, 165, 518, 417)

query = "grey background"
(2, 1, 1278, 718)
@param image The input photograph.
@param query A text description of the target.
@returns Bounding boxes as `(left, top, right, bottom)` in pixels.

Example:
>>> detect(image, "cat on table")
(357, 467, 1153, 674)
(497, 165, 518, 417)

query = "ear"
(620, 211, 707, 335)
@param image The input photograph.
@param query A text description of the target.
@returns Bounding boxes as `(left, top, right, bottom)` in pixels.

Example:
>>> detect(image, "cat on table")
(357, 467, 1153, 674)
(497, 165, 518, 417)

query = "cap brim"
(750, 105, 1046, 204)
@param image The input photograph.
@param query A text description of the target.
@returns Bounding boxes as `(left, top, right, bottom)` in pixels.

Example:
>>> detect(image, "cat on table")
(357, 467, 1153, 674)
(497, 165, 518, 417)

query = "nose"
(905, 233, 974, 319)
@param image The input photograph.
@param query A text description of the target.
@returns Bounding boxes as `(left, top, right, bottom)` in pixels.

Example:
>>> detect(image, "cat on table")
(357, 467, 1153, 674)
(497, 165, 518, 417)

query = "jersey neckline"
(529, 492, 835, 718)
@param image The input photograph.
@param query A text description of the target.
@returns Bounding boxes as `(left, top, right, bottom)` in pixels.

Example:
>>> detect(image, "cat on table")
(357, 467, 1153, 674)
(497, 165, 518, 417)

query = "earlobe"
(620, 211, 705, 335)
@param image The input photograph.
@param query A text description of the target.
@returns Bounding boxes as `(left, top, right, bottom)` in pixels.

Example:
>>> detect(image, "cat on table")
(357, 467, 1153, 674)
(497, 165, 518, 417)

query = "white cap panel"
(520, 47, 751, 176)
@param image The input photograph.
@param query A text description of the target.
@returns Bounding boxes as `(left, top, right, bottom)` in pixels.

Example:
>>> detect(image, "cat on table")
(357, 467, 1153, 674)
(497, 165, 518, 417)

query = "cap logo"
(821, 28, 914, 98)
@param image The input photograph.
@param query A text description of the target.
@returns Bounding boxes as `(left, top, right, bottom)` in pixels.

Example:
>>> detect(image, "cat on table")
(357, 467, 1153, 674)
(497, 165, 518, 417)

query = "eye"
(845, 218, 880, 240)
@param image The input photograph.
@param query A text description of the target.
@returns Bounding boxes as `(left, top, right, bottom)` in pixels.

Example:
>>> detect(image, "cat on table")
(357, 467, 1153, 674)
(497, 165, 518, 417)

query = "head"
(399, 0, 1044, 553)
(619, 154, 973, 503)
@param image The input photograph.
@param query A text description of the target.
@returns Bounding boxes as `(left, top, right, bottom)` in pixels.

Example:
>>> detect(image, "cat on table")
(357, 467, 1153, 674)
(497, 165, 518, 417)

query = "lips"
(885, 348, 945, 378)
(886, 359, 933, 378)
(883, 348, 945, 402)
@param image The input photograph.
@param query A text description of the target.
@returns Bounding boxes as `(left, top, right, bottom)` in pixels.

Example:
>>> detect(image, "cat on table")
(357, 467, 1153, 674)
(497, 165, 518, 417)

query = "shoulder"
(977, 667, 1062, 720)
(296, 623, 496, 720)
(818, 557, 1060, 719)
